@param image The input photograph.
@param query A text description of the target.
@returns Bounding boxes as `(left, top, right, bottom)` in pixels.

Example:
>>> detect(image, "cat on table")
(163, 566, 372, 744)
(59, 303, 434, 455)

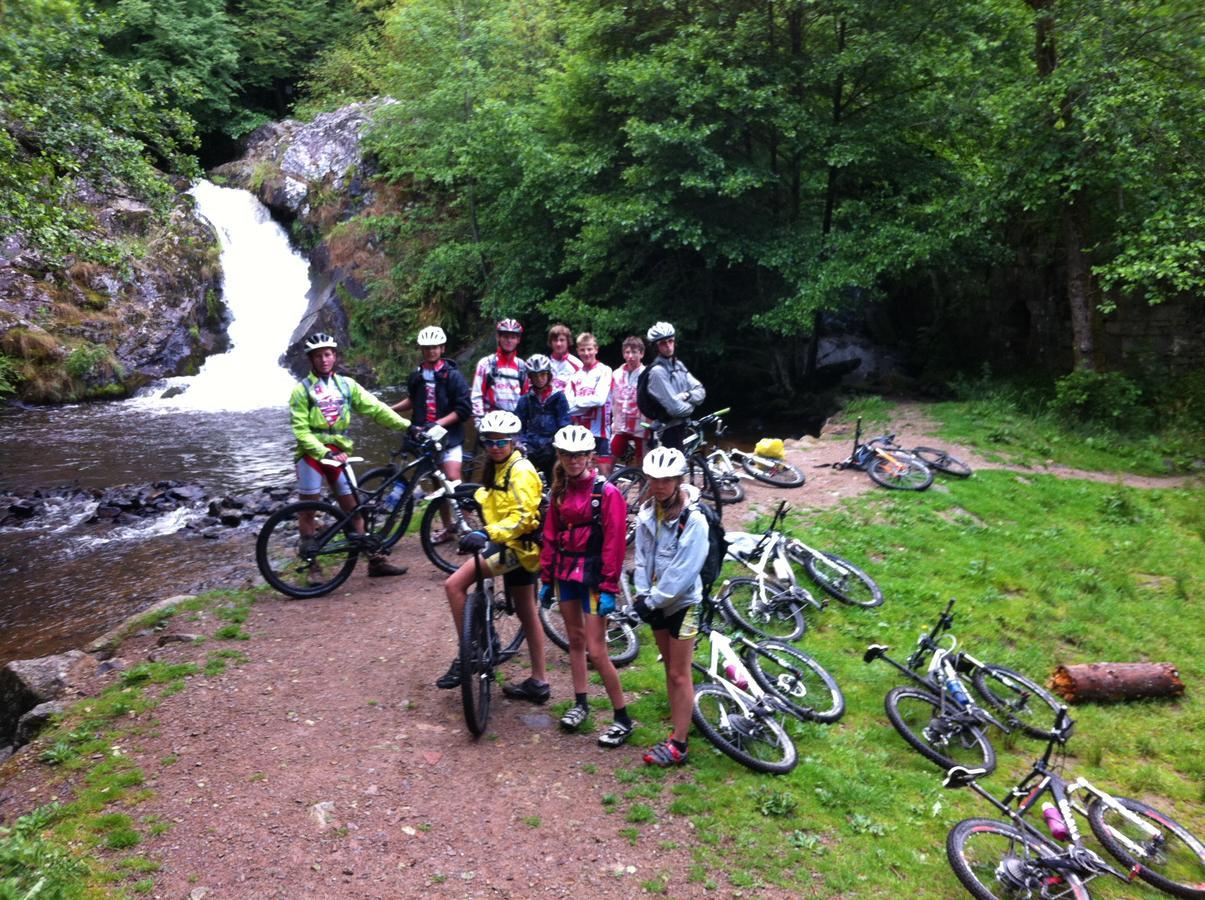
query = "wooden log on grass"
(1050, 662, 1184, 704)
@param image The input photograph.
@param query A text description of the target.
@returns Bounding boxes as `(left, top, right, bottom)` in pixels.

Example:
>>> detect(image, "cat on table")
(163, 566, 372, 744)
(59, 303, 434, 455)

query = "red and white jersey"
(548, 352, 581, 394)
(567, 361, 612, 438)
(610, 364, 644, 435)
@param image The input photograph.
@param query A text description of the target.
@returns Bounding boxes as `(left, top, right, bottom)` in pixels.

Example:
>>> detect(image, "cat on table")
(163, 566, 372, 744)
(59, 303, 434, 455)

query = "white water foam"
(131, 181, 312, 412)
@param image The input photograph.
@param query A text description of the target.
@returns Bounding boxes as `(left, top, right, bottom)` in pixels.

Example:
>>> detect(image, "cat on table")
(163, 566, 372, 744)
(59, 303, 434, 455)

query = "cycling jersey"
(548, 352, 581, 394)
(289, 372, 410, 461)
(470, 351, 528, 419)
(567, 361, 613, 439)
(610, 363, 645, 436)
(405, 357, 471, 447)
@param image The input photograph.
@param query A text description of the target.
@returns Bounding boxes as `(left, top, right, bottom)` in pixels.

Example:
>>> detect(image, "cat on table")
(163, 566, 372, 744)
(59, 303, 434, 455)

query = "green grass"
(616, 468, 1203, 896)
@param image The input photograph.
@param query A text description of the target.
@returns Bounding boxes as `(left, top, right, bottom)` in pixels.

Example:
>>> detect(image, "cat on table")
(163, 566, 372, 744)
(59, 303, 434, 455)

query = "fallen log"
(1050, 662, 1184, 704)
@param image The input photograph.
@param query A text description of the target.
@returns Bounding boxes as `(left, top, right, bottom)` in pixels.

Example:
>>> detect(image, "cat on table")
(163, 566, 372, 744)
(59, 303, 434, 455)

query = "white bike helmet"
(479, 409, 522, 435)
(304, 332, 338, 352)
(552, 424, 596, 453)
(496, 317, 524, 335)
(646, 321, 675, 343)
(526, 353, 552, 374)
(416, 325, 447, 346)
(643, 446, 687, 477)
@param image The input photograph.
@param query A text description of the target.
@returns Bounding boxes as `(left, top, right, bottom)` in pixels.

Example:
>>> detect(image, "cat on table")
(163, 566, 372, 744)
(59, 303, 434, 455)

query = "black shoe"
(501, 677, 551, 704)
(367, 556, 408, 577)
(435, 658, 461, 689)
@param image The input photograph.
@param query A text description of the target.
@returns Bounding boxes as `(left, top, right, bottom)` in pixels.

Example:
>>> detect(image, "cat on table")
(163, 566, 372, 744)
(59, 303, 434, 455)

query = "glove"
(598, 591, 616, 616)
(632, 596, 653, 622)
(408, 424, 426, 438)
(458, 530, 489, 553)
(538, 583, 555, 608)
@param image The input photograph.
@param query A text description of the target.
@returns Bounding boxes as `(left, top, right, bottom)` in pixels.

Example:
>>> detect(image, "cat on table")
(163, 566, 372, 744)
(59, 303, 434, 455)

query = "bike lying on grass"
(257, 425, 479, 598)
(828, 416, 935, 490)
(943, 708, 1205, 899)
(864, 599, 1062, 775)
(689, 590, 845, 774)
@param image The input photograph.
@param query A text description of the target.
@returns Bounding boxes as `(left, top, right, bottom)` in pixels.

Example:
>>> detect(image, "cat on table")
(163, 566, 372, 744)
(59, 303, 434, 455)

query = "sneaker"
(597, 720, 634, 747)
(430, 527, 453, 545)
(559, 704, 589, 731)
(435, 658, 461, 689)
(299, 536, 319, 557)
(643, 738, 688, 767)
(367, 556, 408, 577)
(501, 677, 551, 704)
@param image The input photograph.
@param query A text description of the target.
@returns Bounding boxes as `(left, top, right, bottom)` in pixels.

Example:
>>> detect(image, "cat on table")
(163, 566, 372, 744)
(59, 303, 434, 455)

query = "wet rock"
(0, 745, 11, 764)
(93, 505, 121, 519)
(7, 501, 40, 519)
(169, 484, 206, 503)
(201, 527, 223, 539)
(0, 651, 84, 745)
(15, 700, 68, 746)
(219, 512, 243, 527)
(157, 633, 202, 646)
(95, 659, 126, 675)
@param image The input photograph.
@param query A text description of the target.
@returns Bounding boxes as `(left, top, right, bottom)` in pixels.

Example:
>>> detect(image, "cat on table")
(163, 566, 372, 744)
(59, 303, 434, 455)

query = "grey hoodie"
(633, 485, 709, 614)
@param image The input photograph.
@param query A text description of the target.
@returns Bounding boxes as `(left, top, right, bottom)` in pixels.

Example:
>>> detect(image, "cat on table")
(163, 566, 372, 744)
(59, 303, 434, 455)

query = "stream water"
(0, 182, 398, 665)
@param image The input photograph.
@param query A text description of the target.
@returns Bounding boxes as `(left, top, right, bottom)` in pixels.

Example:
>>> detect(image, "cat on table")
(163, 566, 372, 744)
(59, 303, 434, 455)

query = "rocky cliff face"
(0, 187, 228, 403)
(211, 99, 396, 382)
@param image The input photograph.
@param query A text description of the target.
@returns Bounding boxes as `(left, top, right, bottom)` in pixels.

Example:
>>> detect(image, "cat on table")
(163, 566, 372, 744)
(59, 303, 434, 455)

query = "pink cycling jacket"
(540, 471, 627, 594)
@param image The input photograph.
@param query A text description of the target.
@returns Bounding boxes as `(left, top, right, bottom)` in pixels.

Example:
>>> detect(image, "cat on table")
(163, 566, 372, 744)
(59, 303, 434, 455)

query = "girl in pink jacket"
(539, 425, 633, 746)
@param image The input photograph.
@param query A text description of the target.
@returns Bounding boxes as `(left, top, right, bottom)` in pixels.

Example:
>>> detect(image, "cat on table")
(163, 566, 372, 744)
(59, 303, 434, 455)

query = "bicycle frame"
(725, 501, 823, 612)
(692, 602, 786, 721)
(838, 417, 915, 473)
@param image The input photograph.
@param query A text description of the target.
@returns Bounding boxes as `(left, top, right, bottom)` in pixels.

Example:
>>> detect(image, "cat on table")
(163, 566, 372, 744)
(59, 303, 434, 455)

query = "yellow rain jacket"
(475, 451, 543, 572)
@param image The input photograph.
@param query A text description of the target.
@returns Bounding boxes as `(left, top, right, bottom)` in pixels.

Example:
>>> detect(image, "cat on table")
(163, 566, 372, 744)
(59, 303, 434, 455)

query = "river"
(0, 183, 397, 665)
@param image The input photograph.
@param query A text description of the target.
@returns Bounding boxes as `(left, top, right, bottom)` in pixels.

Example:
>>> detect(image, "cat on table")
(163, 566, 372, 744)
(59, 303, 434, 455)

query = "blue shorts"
(557, 579, 604, 616)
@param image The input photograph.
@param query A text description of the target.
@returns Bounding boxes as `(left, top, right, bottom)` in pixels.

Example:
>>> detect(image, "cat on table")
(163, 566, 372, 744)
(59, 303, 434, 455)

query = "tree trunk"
(1050, 662, 1184, 704)
(1062, 199, 1096, 371)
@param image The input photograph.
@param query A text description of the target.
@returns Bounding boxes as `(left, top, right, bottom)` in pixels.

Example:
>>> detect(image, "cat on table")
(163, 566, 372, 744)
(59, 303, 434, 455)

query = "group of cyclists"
(289, 320, 709, 765)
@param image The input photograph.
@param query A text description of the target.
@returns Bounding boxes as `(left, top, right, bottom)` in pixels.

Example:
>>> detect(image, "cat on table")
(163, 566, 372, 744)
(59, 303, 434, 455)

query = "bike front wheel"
(745, 640, 845, 724)
(256, 500, 359, 599)
(913, 446, 974, 478)
(946, 818, 1092, 900)
(740, 454, 805, 487)
(1088, 796, 1205, 898)
(868, 453, 934, 491)
(717, 577, 806, 642)
(691, 682, 797, 775)
(356, 467, 415, 550)
(538, 601, 640, 667)
(883, 686, 996, 774)
(792, 546, 883, 608)
(420, 490, 485, 573)
(459, 589, 493, 737)
(970, 664, 1063, 741)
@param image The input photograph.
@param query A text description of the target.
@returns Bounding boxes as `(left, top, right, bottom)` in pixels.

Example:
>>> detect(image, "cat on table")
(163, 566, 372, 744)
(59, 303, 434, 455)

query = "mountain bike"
(701, 410, 806, 497)
(863, 599, 1062, 774)
(257, 425, 466, 598)
(912, 446, 973, 478)
(943, 708, 1205, 899)
(828, 416, 934, 490)
(459, 551, 527, 737)
(537, 568, 641, 667)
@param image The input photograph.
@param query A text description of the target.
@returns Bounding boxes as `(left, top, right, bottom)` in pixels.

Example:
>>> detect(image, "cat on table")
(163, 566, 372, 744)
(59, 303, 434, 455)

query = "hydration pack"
(676, 500, 727, 597)
(636, 359, 670, 422)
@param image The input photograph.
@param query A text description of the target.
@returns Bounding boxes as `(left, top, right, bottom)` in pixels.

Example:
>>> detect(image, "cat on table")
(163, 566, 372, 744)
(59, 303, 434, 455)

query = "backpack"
(486, 355, 528, 392)
(636, 360, 670, 422)
(676, 500, 727, 597)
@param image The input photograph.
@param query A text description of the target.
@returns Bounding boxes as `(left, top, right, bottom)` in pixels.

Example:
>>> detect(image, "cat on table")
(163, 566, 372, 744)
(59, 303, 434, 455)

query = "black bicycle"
(944, 709, 1205, 899)
(864, 599, 1062, 774)
(257, 425, 470, 597)
(460, 552, 526, 737)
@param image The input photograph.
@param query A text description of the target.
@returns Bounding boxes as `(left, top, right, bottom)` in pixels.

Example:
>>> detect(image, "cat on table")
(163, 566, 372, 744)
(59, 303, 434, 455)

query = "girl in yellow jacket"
(437, 410, 549, 702)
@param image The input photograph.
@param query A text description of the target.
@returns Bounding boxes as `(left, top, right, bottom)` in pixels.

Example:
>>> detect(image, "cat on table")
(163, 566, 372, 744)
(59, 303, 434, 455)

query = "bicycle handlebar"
(320, 455, 364, 467)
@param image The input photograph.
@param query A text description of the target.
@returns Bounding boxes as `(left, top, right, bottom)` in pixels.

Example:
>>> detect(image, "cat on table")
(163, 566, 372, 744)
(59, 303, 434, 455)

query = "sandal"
(559, 704, 589, 731)
(430, 528, 453, 545)
(643, 738, 688, 767)
(597, 720, 634, 748)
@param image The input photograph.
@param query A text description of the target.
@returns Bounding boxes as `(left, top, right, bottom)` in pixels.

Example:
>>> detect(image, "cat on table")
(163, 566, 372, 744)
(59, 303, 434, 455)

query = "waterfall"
(133, 180, 312, 411)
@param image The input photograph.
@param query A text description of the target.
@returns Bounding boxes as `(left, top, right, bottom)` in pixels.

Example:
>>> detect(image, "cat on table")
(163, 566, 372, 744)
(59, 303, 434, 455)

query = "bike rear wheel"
(459, 589, 493, 737)
(868, 453, 934, 491)
(971, 664, 1063, 741)
(256, 500, 360, 599)
(537, 601, 640, 667)
(745, 640, 845, 724)
(883, 686, 996, 774)
(740, 454, 805, 487)
(686, 452, 724, 520)
(1088, 796, 1205, 898)
(357, 467, 415, 550)
(946, 818, 1092, 900)
(691, 682, 797, 774)
(913, 446, 974, 478)
(792, 546, 883, 608)
(717, 577, 806, 642)
(492, 602, 525, 665)
(420, 490, 485, 573)
(607, 466, 649, 546)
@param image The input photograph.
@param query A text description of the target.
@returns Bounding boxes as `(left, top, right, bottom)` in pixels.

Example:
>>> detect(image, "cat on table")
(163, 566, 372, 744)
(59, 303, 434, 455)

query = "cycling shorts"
(557, 579, 604, 616)
(484, 542, 537, 588)
(296, 456, 352, 497)
(438, 444, 464, 465)
(646, 602, 701, 640)
(593, 436, 613, 459)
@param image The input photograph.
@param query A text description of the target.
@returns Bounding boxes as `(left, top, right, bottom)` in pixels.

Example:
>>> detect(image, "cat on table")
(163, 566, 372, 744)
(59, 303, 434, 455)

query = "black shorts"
(484, 542, 537, 588)
(646, 602, 701, 640)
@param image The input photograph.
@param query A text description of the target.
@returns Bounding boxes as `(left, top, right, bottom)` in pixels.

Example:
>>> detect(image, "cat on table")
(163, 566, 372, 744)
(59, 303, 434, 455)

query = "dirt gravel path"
(2, 410, 1196, 899)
